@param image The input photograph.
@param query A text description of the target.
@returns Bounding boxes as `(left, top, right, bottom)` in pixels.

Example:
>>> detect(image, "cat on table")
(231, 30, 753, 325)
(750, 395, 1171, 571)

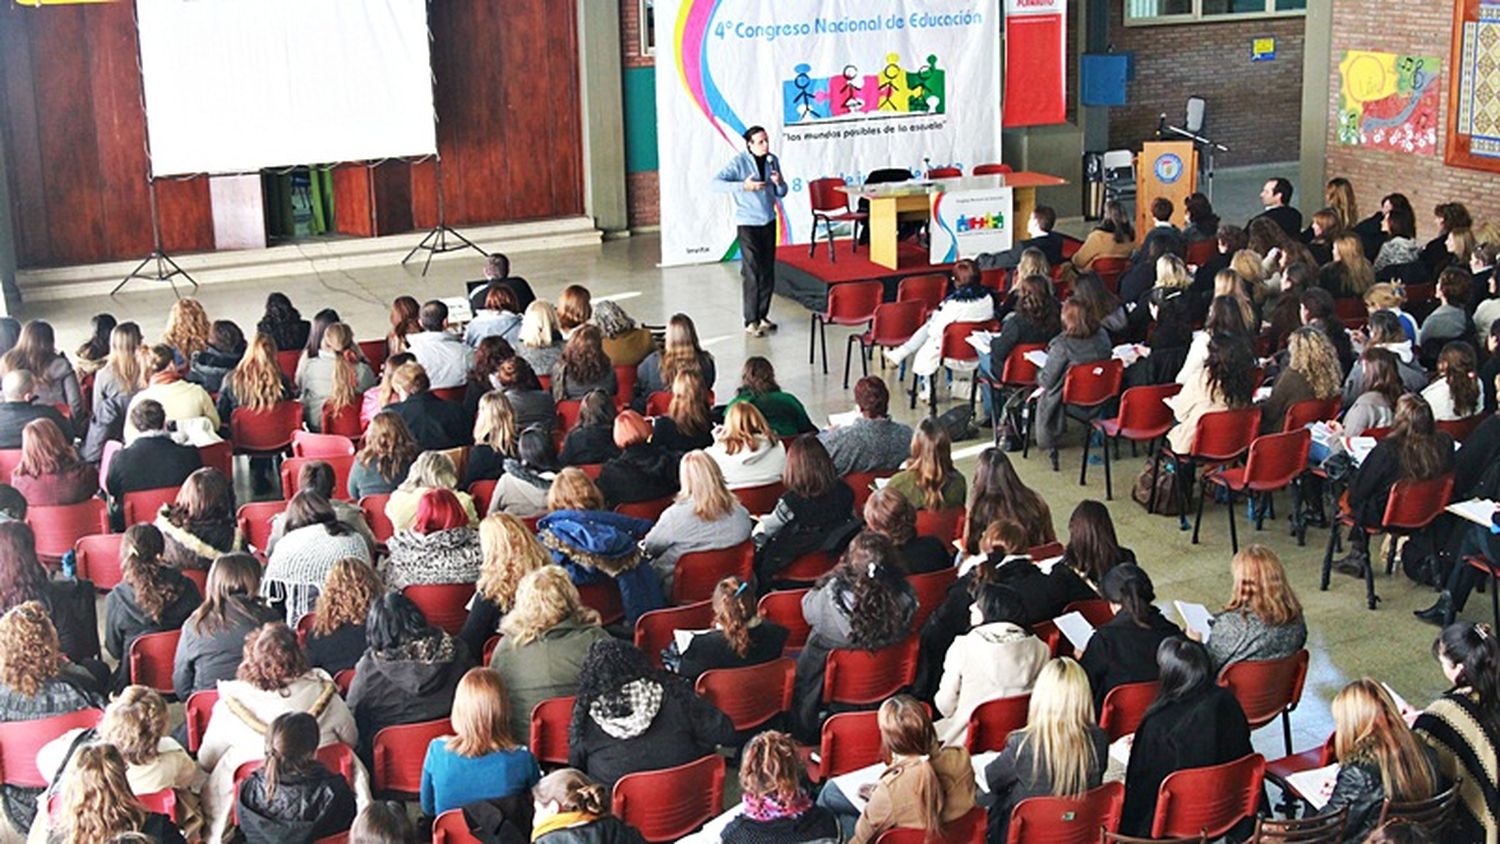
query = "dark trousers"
(738, 222, 776, 325)
(1445, 523, 1500, 611)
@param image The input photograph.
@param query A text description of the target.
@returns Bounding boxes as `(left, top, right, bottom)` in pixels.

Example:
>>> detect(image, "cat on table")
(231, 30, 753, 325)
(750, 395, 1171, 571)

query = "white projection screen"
(136, 0, 437, 177)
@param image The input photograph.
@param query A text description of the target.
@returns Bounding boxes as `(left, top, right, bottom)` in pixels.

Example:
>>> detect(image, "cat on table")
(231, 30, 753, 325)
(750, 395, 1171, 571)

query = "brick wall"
(1107, 8, 1304, 166)
(1326, 0, 1500, 232)
(621, 0, 659, 227)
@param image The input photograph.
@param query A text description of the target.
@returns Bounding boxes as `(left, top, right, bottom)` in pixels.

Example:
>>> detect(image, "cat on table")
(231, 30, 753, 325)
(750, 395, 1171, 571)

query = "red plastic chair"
(129, 630, 181, 696)
(237, 501, 287, 557)
(613, 365, 637, 410)
(1283, 397, 1342, 433)
(1042, 359, 1126, 485)
(555, 399, 583, 434)
(1334, 298, 1367, 330)
(965, 693, 1030, 754)
(73, 533, 124, 590)
(1264, 733, 1336, 811)
(1093, 383, 1183, 502)
(577, 581, 625, 626)
(923, 319, 997, 415)
(634, 601, 714, 669)
(670, 542, 753, 604)
(1199, 428, 1311, 551)
(977, 341, 1047, 443)
(1165, 407, 1261, 521)
(612, 754, 725, 843)
(295, 612, 319, 644)
(808, 177, 868, 260)
(0, 709, 104, 787)
(615, 495, 674, 522)
(359, 494, 395, 544)
(372, 718, 452, 799)
(230, 400, 303, 455)
(402, 583, 476, 636)
(482, 635, 501, 664)
(234, 743, 355, 796)
(1185, 239, 1218, 268)
(50, 787, 174, 822)
(292, 430, 356, 458)
(844, 471, 895, 517)
(467, 479, 499, 512)
(1099, 680, 1159, 741)
(851, 301, 926, 388)
(430, 386, 465, 404)
(907, 567, 958, 631)
(276, 349, 302, 381)
(528, 696, 575, 766)
(811, 280, 883, 376)
(357, 340, 387, 372)
(1091, 257, 1132, 295)
(805, 710, 883, 782)
(1028, 542, 1065, 560)
(280, 455, 356, 501)
(823, 637, 918, 706)
(695, 658, 796, 732)
(1320, 474, 1453, 610)
(185, 689, 218, 753)
(980, 267, 1009, 295)
(182, 569, 207, 594)
(0, 450, 21, 480)
(432, 809, 484, 844)
(26, 499, 108, 563)
(926, 166, 962, 179)
(914, 507, 965, 543)
(321, 402, 365, 440)
(972, 163, 1014, 176)
(642, 391, 672, 418)
(1151, 753, 1266, 840)
(777, 549, 840, 585)
(1062, 599, 1115, 627)
(121, 485, 182, 527)
(730, 481, 784, 515)
(198, 440, 233, 480)
(1218, 649, 1309, 756)
(1438, 414, 1485, 443)
(1006, 780, 1125, 844)
(758, 588, 812, 652)
(896, 273, 948, 320)
(333, 668, 356, 696)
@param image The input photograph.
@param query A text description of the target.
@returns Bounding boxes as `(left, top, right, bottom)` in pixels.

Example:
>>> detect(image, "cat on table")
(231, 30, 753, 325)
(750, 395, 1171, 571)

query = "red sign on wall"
(1003, 0, 1066, 127)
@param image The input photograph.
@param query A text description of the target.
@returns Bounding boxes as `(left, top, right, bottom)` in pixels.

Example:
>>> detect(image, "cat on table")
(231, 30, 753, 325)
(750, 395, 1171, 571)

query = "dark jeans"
(738, 222, 776, 324)
(1444, 523, 1500, 611)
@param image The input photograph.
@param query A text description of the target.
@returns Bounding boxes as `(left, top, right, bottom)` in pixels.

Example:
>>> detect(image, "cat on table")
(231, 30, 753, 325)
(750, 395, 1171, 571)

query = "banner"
(655, 1, 1003, 266)
(1003, 0, 1066, 127)
(930, 186, 1013, 263)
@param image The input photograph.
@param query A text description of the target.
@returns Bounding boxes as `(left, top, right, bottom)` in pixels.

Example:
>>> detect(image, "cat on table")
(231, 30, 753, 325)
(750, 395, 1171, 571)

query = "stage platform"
(774, 238, 952, 312)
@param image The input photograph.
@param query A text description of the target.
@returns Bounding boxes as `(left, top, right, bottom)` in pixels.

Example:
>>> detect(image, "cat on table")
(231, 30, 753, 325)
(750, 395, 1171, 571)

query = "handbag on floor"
(1131, 455, 1184, 516)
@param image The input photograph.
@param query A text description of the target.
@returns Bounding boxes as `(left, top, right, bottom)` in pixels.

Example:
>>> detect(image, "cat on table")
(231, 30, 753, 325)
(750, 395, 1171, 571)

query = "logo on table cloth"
(782, 54, 946, 124)
(1153, 153, 1184, 184)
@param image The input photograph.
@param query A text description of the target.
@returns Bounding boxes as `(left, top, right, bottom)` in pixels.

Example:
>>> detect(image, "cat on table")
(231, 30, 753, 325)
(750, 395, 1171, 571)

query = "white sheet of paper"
(966, 330, 996, 355)
(971, 751, 999, 793)
(1381, 682, 1415, 717)
(827, 409, 862, 429)
(1253, 386, 1273, 402)
(1111, 343, 1149, 366)
(828, 762, 886, 814)
(672, 628, 712, 653)
(1284, 763, 1341, 811)
(1108, 734, 1133, 767)
(1174, 601, 1214, 643)
(1053, 611, 1095, 652)
(1447, 499, 1500, 528)
(873, 477, 891, 490)
(1023, 350, 1049, 368)
(1345, 436, 1377, 466)
(1034, 554, 1065, 574)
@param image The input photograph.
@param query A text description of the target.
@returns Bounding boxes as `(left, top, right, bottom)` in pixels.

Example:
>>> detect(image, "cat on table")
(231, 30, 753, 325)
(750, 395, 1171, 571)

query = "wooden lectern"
(1134, 141, 1198, 243)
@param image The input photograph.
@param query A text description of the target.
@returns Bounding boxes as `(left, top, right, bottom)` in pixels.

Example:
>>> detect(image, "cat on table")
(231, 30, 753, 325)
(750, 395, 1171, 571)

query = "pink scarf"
(741, 790, 812, 822)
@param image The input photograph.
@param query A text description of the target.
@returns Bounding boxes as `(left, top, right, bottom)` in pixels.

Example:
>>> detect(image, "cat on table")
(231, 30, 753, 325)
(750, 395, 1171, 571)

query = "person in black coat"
(980, 206, 1066, 269)
(560, 390, 620, 467)
(1252, 177, 1303, 240)
(467, 255, 537, 314)
(0, 370, 72, 449)
(568, 638, 735, 787)
(236, 711, 357, 844)
(258, 293, 312, 352)
(104, 524, 202, 691)
(301, 557, 380, 675)
(982, 276, 1061, 420)
(668, 576, 789, 684)
(0, 521, 104, 672)
(1078, 564, 1183, 711)
(1321, 678, 1443, 842)
(863, 488, 952, 576)
(104, 399, 203, 531)
(1120, 638, 1253, 836)
(385, 362, 472, 451)
(172, 553, 283, 696)
(594, 411, 679, 508)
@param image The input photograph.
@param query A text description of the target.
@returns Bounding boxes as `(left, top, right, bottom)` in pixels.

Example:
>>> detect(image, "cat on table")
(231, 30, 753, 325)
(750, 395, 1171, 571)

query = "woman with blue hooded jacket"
(536, 467, 664, 625)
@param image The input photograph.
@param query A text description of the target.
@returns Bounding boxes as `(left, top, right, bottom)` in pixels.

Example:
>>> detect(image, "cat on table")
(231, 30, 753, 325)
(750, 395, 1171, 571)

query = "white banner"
(655, 1, 1002, 266)
(136, 0, 437, 177)
(929, 186, 1013, 263)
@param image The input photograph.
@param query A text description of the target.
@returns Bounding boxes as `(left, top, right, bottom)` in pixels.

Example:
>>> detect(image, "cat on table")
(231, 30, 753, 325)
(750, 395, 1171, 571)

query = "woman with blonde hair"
(82, 322, 146, 461)
(884, 417, 966, 511)
(556, 285, 593, 338)
(1325, 678, 1439, 841)
(636, 312, 717, 400)
(1230, 248, 1268, 303)
(419, 667, 540, 817)
(464, 390, 520, 485)
(386, 296, 420, 358)
(980, 658, 1108, 842)
(1016, 247, 1051, 290)
(0, 320, 84, 421)
(706, 400, 786, 489)
(531, 768, 640, 844)
(359, 351, 414, 428)
(384, 450, 478, 532)
(723, 730, 839, 843)
(547, 466, 607, 512)
(1322, 233, 1377, 298)
(218, 333, 294, 493)
(304, 557, 382, 674)
(162, 298, 211, 366)
(10, 418, 95, 506)
(551, 324, 617, 401)
(491, 566, 610, 725)
(515, 300, 565, 376)
(1325, 177, 1360, 231)
(1214, 267, 1258, 328)
(296, 322, 376, 431)
(651, 369, 714, 456)
(642, 451, 752, 586)
(49, 744, 185, 844)
(1200, 544, 1307, 670)
(459, 513, 551, 656)
(1364, 282, 1419, 342)
(540, 463, 664, 624)
(1261, 326, 1343, 433)
(348, 410, 419, 499)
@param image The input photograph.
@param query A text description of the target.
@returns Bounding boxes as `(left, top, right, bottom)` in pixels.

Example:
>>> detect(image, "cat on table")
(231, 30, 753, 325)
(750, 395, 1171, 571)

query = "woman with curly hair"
(303, 557, 382, 674)
(154, 467, 241, 571)
(1261, 326, 1343, 434)
(0, 320, 84, 420)
(668, 576, 788, 684)
(559, 389, 619, 467)
(636, 313, 717, 401)
(104, 524, 202, 690)
(593, 300, 654, 368)
(262, 490, 373, 625)
(863, 487, 951, 575)
(257, 292, 310, 352)
(463, 390, 520, 486)
(551, 324, 617, 402)
(459, 513, 552, 657)
(0, 602, 104, 834)
(1422, 341, 1481, 422)
(161, 298, 212, 367)
(962, 448, 1056, 556)
(0, 522, 101, 666)
(461, 336, 514, 418)
(9, 418, 95, 506)
(49, 744, 185, 844)
(384, 488, 481, 590)
(197, 621, 358, 841)
(491, 566, 611, 724)
(884, 418, 966, 511)
(348, 411, 419, 499)
(172, 553, 281, 696)
(722, 730, 838, 843)
(386, 296, 421, 358)
(514, 300, 565, 377)
(1165, 332, 1257, 454)
(83, 321, 147, 462)
(297, 322, 376, 432)
(568, 637, 734, 787)
(727, 356, 816, 437)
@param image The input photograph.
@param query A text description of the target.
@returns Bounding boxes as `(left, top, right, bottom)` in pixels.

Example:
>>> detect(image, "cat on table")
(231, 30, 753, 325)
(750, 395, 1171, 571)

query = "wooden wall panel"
(0, 11, 50, 267)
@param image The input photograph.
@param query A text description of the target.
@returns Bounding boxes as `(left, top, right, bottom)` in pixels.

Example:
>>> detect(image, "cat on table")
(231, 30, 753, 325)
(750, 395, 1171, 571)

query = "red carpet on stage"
(773, 238, 952, 311)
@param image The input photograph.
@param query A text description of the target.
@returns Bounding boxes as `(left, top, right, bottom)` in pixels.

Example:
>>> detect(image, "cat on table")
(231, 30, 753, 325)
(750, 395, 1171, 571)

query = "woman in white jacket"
(705, 402, 786, 490)
(884, 259, 996, 381)
(196, 622, 364, 842)
(933, 582, 1049, 747)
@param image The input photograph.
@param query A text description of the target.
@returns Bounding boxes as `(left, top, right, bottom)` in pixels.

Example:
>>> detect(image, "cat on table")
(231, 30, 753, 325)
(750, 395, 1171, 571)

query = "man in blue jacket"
(712, 125, 789, 337)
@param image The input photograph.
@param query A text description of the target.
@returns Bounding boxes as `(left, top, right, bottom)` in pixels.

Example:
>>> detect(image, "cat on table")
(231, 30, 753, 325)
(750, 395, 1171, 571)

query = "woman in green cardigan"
(727, 356, 816, 437)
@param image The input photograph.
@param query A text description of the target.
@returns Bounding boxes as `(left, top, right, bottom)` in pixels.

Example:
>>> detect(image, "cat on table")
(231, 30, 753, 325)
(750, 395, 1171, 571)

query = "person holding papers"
(979, 276, 1059, 423)
(1033, 300, 1112, 470)
(640, 452, 752, 590)
(931, 583, 1048, 747)
(1078, 565, 1182, 711)
(1164, 331, 1257, 456)
(721, 730, 839, 844)
(882, 259, 996, 394)
(1260, 327, 1344, 435)
(1414, 623, 1500, 843)
(1323, 679, 1441, 842)
(882, 419, 966, 511)
(670, 577, 787, 685)
(1196, 545, 1307, 671)
(1416, 413, 1500, 625)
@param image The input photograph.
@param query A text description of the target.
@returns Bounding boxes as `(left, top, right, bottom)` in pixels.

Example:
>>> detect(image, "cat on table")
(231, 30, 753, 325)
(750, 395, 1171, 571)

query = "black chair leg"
(808, 315, 817, 363)
(809, 218, 818, 258)
(967, 374, 978, 416)
(1281, 712, 1293, 757)
(819, 321, 829, 375)
(1226, 488, 1239, 554)
(842, 335, 858, 389)
(826, 220, 836, 261)
(1192, 476, 1208, 544)
(1079, 428, 1091, 487)
(1320, 523, 1338, 591)
(1366, 533, 1382, 609)
(1147, 451, 1162, 514)
(1103, 433, 1114, 501)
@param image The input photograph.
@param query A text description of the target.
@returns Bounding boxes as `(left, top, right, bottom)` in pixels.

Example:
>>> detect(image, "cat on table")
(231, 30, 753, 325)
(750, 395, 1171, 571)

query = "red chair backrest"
(577, 581, 625, 626)
(372, 718, 452, 798)
(613, 365, 637, 409)
(758, 589, 812, 652)
(1334, 297, 1367, 328)
(643, 391, 672, 417)
(939, 320, 997, 364)
(235, 743, 355, 794)
(907, 567, 958, 631)
(1091, 257, 1132, 293)
(824, 280, 884, 324)
(634, 601, 714, 669)
(845, 471, 894, 516)
(292, 430, 356, 458)
(74, 533, 125, 590)
(528, 696, 575, 766)
(280, 454, 355, 501)
(432, 808, 484, 844)
(198, 441, 233, 478)
(979, 267, 1009, 294)
(1382, 475, 1454, 531)
(182, 568, 207, 594)
(26, 499, 109, 561)
(1240, 429, 1312, 492)
(1190, 407, 1261, 462)
(1028, 542, 1065, 560)
(823, 637, 919, 705)
(1099, 680, 1160, 741)
(1363, 425, 1393, 440)
(999, 343, 1047, 386)
(965, 693, 1030, 754)
(122, 486, 181, 527)
(1061, 360, 1124, 409)
(1152, 753, 1266, 839)
(1217, 650, 1309, 730)
(482, 635, 501, 664)
(731, 482, 785, 515)
(276, 349, 301, 381)
(467, 479, 499, 511)
(1438, 414, 1485, 444)
(808, 177, 852, 214)
(321, 402, 365, 440)
(1185, 239, 1218, 268)
(0, 450, 21, 480)
(616, 495, 674, 522)
(815, 710, 885, 781)
(359, 494, 395, 543)
(778, 549, 840, 584)
(1284, 397, 1342, 432)
(695, 658, 796, 732)
(972, 163, 1014, 176)
(897, 273, 948, 318)
(671, 542, 754, 604)
(402, 583, 477, 636)
(555, 399, 583, 434)
(230, 401, 304, 453)
(295, 612, 318, 644)
(1111, 383, 1182, 440)
(612, 754, 725, 843)
(357, 340, 388, 372)
(1062, 599, 1115, 627)
(237, 501, 287, 556)
(914, 508, 965, 544)
(430, 386, 465, 404)
(129, 629, 181, 695)
(1006, 780, 1125, 844)
(876, 807, 985, 843)
(333, 668, 356, 695)
(869, 300, 927, 348)
(185, 689, 218, 754)
(0, 709, 104, 786)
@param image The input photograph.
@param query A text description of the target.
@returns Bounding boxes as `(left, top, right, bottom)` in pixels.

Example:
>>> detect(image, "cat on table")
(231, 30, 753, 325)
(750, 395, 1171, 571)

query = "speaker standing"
(712, 125, 788, 337)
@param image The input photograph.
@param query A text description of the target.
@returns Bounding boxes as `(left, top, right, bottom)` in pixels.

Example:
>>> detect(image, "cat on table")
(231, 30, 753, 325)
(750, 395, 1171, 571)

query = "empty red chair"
(26, 499, 108, 563)
(806, 709, 883, 782)
(432, 809, 484, 844)
(777, 549, 840, 585)
(965, 693, 1030, 754)
(926, 166, 962, 179)
(230, 400, 303, 455)
(1091, 257, 1132, 295)
(237, 500, 286, 557)
(555, 399, 583, 434)
(0, 708, 104, 787)
(577, 581, 625, 626)
(73, 533, 125, 590)
(279, 454, 356, 501)
(845, 471, 895, 516)
(1151, 753, 1266, 840)
(198, 441, 233, 479)
(1198, 428, 1311, 551)
(1283, 396, 1341, 433)
(185, 689, 219, 753)
(1092, 383, 1182, 501)
(276, 349, 302, 381)
(811, 280, 883, 376)
(292, 430, 356, 458)
(758, 588, 812, 652)
(896, 273, 948, 320)
(122, 485, 181, 527)
(807, 177, 868, 260)
(914, 507, 965, 544)
(129, 629, 181, 696)
(671, 542, 753, 604)
(1320, 474, 1453, 610)
(1099, 680, 1159, 741)
(321, 402, 365, 440)
(850, 301, 927, 389)
(695, 658, 796, 732)
(824, 637, 918, 706)
(615, 495, 673, 522)
(1218, 649, 1309, 756)
(907, 567, 958, 631)
(635, 601, 714, 669)
(972, 163, 1014, 176)
(529, 696, 575, 766)
(730, 481, 785, 515)
(612, 754, 725, 842)
(372, 718, 452, 799)
(1006, 780, 1125, 844)
(402, 583, 476, 636)
(359, 494, 395, 544)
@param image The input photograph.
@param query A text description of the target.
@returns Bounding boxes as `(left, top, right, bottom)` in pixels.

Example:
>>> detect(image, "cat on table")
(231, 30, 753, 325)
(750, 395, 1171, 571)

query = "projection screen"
(136, 0, 437, 177)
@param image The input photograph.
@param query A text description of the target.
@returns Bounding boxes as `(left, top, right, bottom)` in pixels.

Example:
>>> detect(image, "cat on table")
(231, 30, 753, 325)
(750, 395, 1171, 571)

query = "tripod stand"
(113, 177, 198, 297)
(401, 156, 486, 275)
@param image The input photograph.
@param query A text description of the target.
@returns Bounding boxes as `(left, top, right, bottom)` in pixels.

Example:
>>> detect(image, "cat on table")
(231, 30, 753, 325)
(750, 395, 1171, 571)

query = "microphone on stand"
(923, 156, 932, 177)
(1156, 113, 1167, 139)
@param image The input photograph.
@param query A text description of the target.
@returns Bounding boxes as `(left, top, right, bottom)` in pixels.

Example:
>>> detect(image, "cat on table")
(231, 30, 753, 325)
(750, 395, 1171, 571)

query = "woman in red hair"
(9, 418, 96, 506)
(384, 488, 482, 590)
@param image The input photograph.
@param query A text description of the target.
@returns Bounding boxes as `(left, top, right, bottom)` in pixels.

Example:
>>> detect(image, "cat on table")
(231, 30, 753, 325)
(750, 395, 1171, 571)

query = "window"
(640, 0, 655, 56)
(1126, 0, 1304, 24)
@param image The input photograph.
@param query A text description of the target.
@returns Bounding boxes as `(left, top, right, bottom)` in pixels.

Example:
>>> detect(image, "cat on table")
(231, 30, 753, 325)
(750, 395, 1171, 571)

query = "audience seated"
(385, 451, 478, 533)
(419, 666, 540, 818)
(818, 376, 911, 477)
(531, 768, 644, 844)
(1079, 564, 1182, 711)
(1253, 177, 1303, 240)
(1136, 198, 1185, 265)
(721, 730, 839, 843)
(1422, 341, 1480, 421)
(1035, 300, 1113, 464)
(559, 390, 620, 467)
(265, 461, 375, 556)
(258, 292, 311, 352)
(1201, 545, 1307, 671)
(82, 321, 146, 462)
(490, 566, 611, 724)
(728, 356, 816, 437)
(0, 522, 101, 666)
(551, 324, 618, 402)
(73, 314, 114, 377)
(10, 418, 96, 506)
(385, 488, 482, 590)
(1420, 268, 1476, 351)
(884, 418, 965, 511)
(514, 300, 566, 378)
(1413, 623, 1500, 842)
(884, 260, 994, 388)
(464, 390, 519, 485)
(162, 298, 212, 369)
(1424, 203, 1473, 280)
(1375, 206, 1421, 274)
(704, 402, 784, 490)
(980, 276, 1060, 420)
(1165, 331, 1256, 455)
(387, 296, 420, 358)
(1366, 283, 1420, 343)
(557, 285, 593, 341)
(104, 525, 202, 691)
(636, 313, 717, 401)
(105, 399, 203, 530)
(1320, 233, 1377, 300)
(361, 351, 414, 428)
(384, 362, 471, 451)
(752, 436, 859, 585)
(155, 468, 242, 572)
(983, 205, 1065, 270)
(650, 371, 715, 457)
(1262, 326, 1344, 433)
(49, 744, 186, 843)
(962, 448, 1056, 557)
(0, 320, 84, 421)
(464, 284, 524, 349)
(0, 369, 73, 449)
(236, 711, 358, 842)
(863, 487, 951, 575)
(467, 254, 537, 315)
(594, 301, 654, 368)
(670, 576, 788, 684)
(348, 411, 419, 500)
(1325, 678, 1440, 842)
(498, 356, 558, 433)
(1118, 236, 1182, 311)
(595, 409, 678, 507)
(187, 320, 245, 396)
(642, 452, 752, 589)
(263, 490, 374, 623)
(487, 427, 561, 518)
(1300, 286, 1357, 374)
(297, 322, 376, 432)
(125, 344, 218, 443)
(1063, 200, 1134, 278)
(1056, 500, 1134, 592)
(172, 554, 281, 697)
(459, 513, 551, 657)
(1338, 347, 1405, 438)
(463, 336, 515, 420)
(406, 300, 473, 390)
(537, 468, 663, 624)
(303, 557, 381, 674)
(933, 582, 1047, 746)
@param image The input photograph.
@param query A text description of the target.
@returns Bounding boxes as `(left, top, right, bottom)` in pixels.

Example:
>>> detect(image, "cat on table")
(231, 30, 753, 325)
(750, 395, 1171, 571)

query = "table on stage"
(838, 172, 1067, 269)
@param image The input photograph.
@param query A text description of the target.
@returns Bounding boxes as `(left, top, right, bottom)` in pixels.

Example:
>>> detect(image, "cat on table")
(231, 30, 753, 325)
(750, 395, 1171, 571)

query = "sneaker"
(759, 319, 778, 332)
(885, 346, 910, 367)
(744, 323, 765, 337)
